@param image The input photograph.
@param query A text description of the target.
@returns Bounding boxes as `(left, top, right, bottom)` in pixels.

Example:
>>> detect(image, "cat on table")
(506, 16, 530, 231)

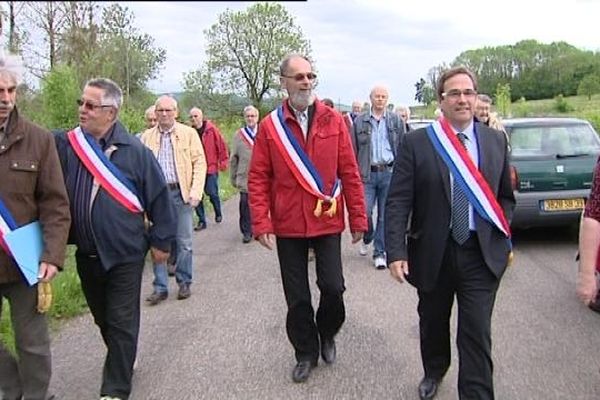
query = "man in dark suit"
(385, 66, 514, 400)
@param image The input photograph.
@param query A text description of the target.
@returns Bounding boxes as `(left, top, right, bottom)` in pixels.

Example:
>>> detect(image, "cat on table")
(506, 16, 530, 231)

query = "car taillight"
(510, 165, 519, 191)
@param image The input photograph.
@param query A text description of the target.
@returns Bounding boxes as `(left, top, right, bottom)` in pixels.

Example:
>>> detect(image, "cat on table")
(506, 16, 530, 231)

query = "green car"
(505, 117, 600, 229)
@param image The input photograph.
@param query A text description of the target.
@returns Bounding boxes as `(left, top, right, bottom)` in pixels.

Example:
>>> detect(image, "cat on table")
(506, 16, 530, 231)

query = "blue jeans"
(363, 169, 392, 258)
(195, 173, 222, 225)
(153, 188, 193, 293)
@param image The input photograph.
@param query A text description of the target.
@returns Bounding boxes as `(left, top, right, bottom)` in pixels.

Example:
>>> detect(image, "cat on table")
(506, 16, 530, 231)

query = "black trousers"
(276, 234, 345, 363)
(239, 192, 252, 238)
(417, 234, 500, 400)
(76, 254, 144, 400)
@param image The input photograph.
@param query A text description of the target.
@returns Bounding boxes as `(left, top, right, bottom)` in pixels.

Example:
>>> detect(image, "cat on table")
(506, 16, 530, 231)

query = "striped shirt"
(157, 127, 179, 184)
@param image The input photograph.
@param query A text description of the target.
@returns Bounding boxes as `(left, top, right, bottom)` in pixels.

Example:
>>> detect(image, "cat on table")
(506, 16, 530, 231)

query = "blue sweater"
(54, 121, 177, 270)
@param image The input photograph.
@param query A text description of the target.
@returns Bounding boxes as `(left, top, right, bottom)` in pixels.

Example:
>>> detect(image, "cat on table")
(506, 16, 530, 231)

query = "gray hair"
(85, 78, 123, 109)
(279, 53, 311, 76)
(0, 52, 25, 86)
(477, 94, 492, 104)
(243, 105, 258, 115)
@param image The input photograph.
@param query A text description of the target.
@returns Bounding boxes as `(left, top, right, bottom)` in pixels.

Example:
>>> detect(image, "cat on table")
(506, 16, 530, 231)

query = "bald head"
(189, 107, 204, 129)
(154, 95, 178, 130)
(369, 86, 389, 114)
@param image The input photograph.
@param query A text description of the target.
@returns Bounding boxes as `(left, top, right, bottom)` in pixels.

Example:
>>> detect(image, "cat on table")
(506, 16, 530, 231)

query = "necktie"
(451, 132, 470, 245)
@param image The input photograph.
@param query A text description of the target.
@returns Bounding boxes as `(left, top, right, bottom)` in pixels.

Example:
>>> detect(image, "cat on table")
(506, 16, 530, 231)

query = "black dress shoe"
(418, 377, 440, 400)
(292, 360, 316, 383)
(320, 337, 336, 364)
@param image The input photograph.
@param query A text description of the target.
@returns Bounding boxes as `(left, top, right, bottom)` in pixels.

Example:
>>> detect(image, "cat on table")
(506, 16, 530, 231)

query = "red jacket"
(248, 99, 367, 237)
(199, 120, 229, 174)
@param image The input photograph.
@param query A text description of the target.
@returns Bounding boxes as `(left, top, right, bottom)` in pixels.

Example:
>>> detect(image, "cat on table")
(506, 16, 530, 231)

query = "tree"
(40, 64, 80, 129)
(414, 77, 436, 106)
(203, 3, 312, 107)
(577, 74, 600, 100)
(495, 83, 512, 118)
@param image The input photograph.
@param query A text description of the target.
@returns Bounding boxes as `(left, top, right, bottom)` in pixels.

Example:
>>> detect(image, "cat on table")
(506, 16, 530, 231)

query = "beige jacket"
(141, 122, 207, 203)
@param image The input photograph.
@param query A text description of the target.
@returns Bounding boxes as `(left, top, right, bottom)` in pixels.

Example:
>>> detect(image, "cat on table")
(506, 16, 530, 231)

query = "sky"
(124, 0, 600, 107)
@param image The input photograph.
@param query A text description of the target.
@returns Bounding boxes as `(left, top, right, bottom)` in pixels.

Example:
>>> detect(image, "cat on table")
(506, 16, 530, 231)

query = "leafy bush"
(119, 106, 146, 134)
(554, 94, 575, 113)
(495, 83, 512, 117)
(40, 64, 80, 130)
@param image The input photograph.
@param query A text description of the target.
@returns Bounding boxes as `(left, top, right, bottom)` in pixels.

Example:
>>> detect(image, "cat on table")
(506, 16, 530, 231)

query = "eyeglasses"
(77, 99, 113, 111)
(156, 108, 175, 114)
(442, 89, 478, 100)
(281, 72, 317, 82)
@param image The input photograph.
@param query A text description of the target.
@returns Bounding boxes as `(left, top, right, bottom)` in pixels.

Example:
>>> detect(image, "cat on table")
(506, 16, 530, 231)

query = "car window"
(510, 124, 600, 158)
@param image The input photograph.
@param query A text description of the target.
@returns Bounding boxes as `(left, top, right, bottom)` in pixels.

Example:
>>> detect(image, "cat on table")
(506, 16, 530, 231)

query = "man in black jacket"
(54, 78, 176, 400)
(385, 67, 514, 400)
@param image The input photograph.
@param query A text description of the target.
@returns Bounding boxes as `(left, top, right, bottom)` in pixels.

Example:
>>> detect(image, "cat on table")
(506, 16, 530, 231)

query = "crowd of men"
(1, 46, 565, 400)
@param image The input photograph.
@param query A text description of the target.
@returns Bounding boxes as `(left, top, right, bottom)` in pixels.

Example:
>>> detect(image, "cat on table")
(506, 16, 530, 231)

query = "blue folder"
(4, 221, 43, 286)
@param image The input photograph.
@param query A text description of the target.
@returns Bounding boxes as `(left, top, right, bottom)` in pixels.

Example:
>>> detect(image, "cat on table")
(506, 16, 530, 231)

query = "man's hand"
(577, 271, 597, 306)
(351, 231, 364, 244)
(389, 260, 409, 283)
(188, 196, 201, 208)
(38, 262, 59, 282)
(257, 233, 275, 250)
(150, 247, 170, 264)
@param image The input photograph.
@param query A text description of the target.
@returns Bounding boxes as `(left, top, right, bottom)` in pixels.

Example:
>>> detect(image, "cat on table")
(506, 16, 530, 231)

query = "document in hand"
(4, 221, 43, 286)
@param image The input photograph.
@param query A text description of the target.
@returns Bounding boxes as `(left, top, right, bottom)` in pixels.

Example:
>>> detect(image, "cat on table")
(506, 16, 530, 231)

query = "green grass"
(1, 118, 244, 351)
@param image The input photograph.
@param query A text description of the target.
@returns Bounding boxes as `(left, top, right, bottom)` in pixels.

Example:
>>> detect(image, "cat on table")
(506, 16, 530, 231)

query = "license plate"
(542, 198, 584, 211)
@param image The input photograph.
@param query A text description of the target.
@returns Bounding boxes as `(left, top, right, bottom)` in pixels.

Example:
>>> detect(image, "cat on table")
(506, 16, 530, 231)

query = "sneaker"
(145, 291, 167, 305)
(359, 242, 369, 256)
(374, 256, 387, 270)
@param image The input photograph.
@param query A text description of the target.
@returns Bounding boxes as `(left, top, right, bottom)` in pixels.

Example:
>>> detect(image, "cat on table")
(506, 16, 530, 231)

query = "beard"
(289, 90, 315, 110)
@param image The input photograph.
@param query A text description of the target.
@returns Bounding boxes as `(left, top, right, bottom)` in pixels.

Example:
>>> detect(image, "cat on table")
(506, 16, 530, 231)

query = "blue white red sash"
(67, 127, 144, 213)
(426, 118, 511, 238)
(0, 198, 17, 256)
(239, 126, 255, 148)
(265, 106, 341, 217)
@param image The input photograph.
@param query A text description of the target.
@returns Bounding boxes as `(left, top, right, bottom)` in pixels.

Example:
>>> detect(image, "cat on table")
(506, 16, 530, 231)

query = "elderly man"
(230, 105, 259, 243)
(135, 105, 157, 138)
(189, 107, 228, 231)
(140, 96, 206, 304)
(475, 94, 506, 134)
(54, 78, 177, 400)
(352, 85, 405, 269)
(395, 105, 412, 132)
(249, 54, 367, 383)
(385, 67, 514, 399)
(0, 53, 70, 400)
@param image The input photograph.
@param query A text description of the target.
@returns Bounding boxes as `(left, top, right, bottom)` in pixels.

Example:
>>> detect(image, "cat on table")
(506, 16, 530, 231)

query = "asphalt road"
(49, 196, 600, 399)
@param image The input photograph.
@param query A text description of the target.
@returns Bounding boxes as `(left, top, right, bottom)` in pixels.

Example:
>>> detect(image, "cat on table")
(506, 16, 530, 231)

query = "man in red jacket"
(248, 54, 367, 384)
(189, 107, 229, 230)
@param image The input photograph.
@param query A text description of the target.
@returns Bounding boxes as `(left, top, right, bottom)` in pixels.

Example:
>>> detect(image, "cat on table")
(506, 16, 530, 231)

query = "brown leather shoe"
(177, 284, 191, 300)
(146, 291, 167, 306)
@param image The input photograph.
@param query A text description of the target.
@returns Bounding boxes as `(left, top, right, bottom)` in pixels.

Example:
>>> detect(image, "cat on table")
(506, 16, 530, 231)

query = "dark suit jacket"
(384, 122, 515, 292)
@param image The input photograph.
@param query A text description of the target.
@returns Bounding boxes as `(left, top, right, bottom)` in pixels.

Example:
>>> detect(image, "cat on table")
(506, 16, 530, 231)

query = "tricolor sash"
(239, 126, 255, 148)
(425, 118, 511, 238)
(0, 198, 17, 256)
(67, 127, 144, 213)
(266, 106, 341, 217)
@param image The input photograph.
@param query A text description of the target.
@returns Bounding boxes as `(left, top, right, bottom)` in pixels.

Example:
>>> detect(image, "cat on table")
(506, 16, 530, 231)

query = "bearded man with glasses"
(248, 54, 367, 383)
